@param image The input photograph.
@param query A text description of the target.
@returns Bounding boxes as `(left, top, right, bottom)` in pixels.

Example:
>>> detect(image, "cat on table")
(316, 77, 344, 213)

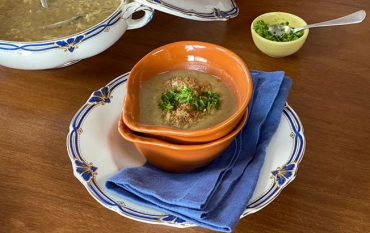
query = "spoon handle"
(293, 10, 366, 33)
(40, 0, 48, 8)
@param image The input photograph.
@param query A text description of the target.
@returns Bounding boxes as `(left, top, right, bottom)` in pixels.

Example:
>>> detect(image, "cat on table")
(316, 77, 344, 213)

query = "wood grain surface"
(1, 1, 369, 233)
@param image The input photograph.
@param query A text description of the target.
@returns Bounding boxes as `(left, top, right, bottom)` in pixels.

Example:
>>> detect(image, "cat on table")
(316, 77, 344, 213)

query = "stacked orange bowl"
(119, 41, 253, 173)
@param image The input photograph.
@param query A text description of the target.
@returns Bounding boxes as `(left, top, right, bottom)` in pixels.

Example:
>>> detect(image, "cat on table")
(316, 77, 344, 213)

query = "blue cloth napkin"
(105, 70, 292, 232)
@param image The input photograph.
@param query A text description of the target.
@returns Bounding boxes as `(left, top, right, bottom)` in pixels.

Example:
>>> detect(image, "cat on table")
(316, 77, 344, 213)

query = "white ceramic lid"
(135, 0, 239, 21)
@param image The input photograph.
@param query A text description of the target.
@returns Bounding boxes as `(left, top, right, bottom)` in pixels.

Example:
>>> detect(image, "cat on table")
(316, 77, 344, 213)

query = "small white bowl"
(0, 1, 154, 70)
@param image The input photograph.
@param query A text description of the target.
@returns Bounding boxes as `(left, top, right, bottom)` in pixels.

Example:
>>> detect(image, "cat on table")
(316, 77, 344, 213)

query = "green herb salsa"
(254, 20, 304, 42)
(159, 85, 220, 112)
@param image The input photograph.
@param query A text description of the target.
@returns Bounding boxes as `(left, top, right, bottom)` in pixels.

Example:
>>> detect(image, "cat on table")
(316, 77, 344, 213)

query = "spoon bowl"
(269, 10, 366, 36)
(42, 15, 84, 29)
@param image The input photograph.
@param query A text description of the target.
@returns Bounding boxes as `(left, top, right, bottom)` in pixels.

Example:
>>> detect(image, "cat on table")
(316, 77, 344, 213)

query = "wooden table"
(1, 1, 369, 232)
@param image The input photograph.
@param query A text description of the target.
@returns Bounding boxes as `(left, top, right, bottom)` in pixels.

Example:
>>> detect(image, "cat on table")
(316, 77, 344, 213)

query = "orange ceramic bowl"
(118, 111, 248, 173)
(122, 41, 253, 144)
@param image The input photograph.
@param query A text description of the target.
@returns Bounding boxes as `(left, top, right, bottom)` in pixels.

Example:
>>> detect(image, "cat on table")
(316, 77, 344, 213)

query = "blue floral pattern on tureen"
(55, 35, 85, 52)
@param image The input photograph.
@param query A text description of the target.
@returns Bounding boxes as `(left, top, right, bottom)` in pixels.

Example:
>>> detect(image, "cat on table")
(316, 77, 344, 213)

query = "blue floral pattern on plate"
(88, 86, 112, 104)
(75, 160, 98, 183)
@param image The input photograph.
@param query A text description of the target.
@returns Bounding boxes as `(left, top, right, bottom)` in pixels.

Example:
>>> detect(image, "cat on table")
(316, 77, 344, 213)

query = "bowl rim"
(119, 110, 248, 150)
(122, 40, 253, 138)
(250, 11, 309, 44)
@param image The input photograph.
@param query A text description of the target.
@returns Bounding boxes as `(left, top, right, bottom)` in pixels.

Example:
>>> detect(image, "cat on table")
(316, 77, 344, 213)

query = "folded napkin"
(105, 70, 292, 232)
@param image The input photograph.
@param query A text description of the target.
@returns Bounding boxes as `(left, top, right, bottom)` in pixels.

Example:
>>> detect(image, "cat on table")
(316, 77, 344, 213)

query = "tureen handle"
(122, 2, 154, 30)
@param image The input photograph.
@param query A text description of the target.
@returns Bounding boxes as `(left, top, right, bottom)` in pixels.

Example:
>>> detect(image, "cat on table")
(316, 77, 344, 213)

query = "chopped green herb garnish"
(254, 20, 304, 42)
(159, 85, 220, 112)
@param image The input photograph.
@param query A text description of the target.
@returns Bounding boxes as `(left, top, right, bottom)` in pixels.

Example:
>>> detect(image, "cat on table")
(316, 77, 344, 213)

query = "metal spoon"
(40, 15, 84, 29)
(40, 0, 48, 8)
(269, 10, 366, 36)
(38, 0, 84, 29)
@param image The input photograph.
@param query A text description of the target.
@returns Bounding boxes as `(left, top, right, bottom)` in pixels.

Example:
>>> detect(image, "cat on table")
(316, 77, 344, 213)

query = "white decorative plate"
(135, 0, 239, 21)
(66, 72, 305, 227)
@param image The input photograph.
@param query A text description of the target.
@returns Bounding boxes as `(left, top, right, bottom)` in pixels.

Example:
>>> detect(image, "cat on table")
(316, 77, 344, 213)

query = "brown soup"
(0, 0, 121, 41)
(139, 70, 237, 130)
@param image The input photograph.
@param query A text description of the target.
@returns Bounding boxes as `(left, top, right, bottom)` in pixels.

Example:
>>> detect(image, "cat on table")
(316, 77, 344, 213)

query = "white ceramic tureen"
(0, 0, 238, 70)
(0, 1, 154, 70)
